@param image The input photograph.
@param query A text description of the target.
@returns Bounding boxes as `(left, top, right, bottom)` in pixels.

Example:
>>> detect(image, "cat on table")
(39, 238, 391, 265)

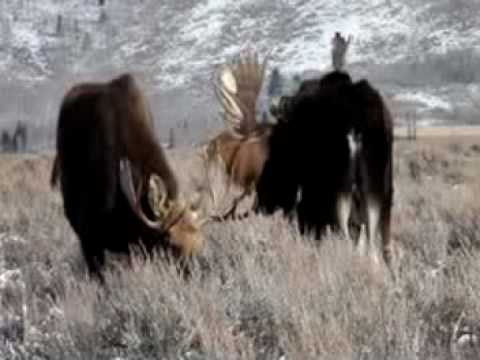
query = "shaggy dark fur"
(51, 74, 181, 278)
(256, 70, 393, 263)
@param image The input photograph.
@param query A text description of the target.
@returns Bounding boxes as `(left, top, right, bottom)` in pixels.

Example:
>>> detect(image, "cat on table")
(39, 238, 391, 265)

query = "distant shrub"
(0, 122, 28, 153)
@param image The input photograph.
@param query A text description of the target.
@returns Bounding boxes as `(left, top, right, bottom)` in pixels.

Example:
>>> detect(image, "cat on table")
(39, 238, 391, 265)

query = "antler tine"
(214, 67, 238, 111)
(214, 81, 238, 117)
(253, 52, 265, 95)
(252, 49, 262, 79)
(119, 159, 165, 230)
(245, 49, 258, 90)
(260, 48, 272, 81)
(149, 174, 170, 219)
(213, 79, 244, 129)
(213, 62, 256, 131)
(249, 47, 268, 89)
(253, 48, 267, 79)
(240, 47, 260, 84)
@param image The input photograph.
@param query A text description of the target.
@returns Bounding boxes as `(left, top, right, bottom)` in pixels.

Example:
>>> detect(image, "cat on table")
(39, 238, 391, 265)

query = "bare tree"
(168, 128, 176, 149)
(13, 122, 28, 152)
(406, 111, 417, 141)
(268, 67, 283, 97)
(1, 131, 12, 152)
(56, 14, 63, 35)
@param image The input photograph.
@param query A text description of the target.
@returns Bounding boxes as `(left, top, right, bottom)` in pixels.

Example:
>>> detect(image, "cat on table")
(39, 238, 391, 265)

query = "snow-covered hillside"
(2, 0, 479, 88)
(1, 0, 480, 148)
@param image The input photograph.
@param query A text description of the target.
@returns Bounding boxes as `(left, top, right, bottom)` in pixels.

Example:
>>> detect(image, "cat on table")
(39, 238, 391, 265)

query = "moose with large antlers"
(202, 50, 273, 219)
(204, 35, 393, 266)
(51, 73, 208, 278)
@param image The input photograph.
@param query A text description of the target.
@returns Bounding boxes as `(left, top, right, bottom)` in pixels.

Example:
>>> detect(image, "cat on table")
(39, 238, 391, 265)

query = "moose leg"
(79, 214, 110, 282)
(380, 200, 392, 265)
(337, 132, 357, 243)
(354, 190, 369, 256)
(336, 192, 352, 241)
(357, 223, 368, 256)
(80, 238, 106, 282)
(366, 196, 382, 265)
(222, 190, 249, 220)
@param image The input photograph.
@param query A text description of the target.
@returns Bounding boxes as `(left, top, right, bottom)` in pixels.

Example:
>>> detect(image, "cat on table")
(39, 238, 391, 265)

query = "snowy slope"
(0, 0, 479, 146)
(1, 0, 479, 89)
(105, 0, 480, 88)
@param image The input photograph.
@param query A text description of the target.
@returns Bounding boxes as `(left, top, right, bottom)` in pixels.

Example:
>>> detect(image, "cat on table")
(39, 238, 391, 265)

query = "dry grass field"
(1, 128, 480, 359)
(395, 126, 480, 140)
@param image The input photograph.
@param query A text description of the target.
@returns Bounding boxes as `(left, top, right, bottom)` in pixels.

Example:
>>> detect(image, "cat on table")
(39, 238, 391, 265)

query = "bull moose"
(256, 69, 394, 266)
(51, 73, 207, 278)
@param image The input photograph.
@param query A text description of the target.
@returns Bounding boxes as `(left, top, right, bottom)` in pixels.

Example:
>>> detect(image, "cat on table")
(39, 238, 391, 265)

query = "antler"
(331, 32, 352, 71)
(121, 158, 213, 226)
(214, 48, 269, 134)
(119, 159, 166, 231)
(148, 174, 198, 231)
(147, 174, 168, 218)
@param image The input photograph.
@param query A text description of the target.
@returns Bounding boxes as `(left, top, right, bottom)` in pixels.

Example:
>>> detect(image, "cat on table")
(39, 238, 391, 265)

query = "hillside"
(1, 0, 480, 149)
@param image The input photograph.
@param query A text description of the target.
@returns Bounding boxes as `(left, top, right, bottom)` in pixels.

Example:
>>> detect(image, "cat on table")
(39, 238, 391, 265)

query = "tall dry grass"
(0, 139, 480, 359)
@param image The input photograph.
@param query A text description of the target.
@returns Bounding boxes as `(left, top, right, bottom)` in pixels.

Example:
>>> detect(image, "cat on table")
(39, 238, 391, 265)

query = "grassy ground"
(1, 130, 480, 359)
